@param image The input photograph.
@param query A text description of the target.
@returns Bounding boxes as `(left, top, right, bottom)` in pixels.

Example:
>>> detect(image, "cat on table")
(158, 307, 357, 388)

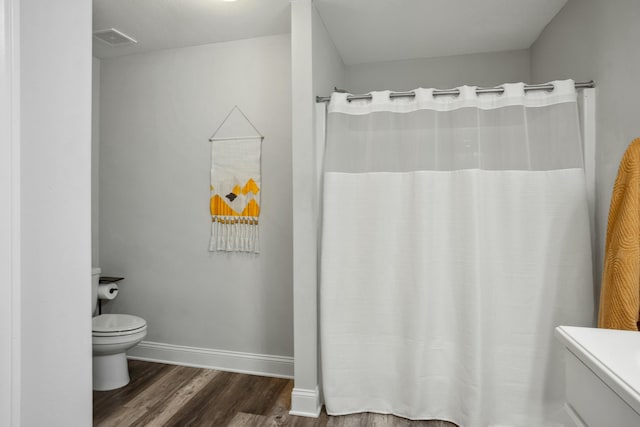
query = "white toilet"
(92, 267, 147, 391)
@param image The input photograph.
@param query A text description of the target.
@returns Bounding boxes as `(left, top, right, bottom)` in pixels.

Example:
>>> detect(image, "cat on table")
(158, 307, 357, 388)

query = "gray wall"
(99, 34, 293, 357)
(312, 0, 345, 397)
(313, 7, 346, 96)
(344, 49, 530, 94)
(531, 0, 640, 300)
(20, 0, 93, 424)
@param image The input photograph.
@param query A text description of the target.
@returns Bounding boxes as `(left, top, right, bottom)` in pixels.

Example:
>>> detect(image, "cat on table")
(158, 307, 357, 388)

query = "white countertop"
(555, 326, 640, 415)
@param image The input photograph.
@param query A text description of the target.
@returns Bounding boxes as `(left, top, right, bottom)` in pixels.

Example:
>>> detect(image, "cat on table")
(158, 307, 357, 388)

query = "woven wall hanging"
(208, 106, 263, 253)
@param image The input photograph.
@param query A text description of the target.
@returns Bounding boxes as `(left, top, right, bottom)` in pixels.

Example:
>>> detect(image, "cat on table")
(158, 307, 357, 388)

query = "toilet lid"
(93, 314, 146, 334)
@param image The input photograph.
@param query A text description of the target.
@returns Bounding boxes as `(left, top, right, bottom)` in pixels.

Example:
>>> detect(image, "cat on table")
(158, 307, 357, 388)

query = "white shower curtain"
(320, 80, 594, 427)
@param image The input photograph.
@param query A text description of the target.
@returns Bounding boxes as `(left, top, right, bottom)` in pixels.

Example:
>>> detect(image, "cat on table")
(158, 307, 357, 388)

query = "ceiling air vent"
(93, 28, 137, 47)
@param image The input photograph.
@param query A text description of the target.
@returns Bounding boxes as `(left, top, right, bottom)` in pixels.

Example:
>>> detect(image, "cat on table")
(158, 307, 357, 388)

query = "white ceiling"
(92, 0, 291, 59)
(314, 0, 568, 65)
(93, 0, 567, 64)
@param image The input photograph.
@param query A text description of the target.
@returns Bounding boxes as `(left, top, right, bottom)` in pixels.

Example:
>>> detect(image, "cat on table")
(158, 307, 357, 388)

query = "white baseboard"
(289, 386, 321, 418)
(127, 341, 293, 379)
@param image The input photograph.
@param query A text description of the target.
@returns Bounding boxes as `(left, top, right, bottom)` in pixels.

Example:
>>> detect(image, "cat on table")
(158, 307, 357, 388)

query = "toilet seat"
(93, 314, 146, 337)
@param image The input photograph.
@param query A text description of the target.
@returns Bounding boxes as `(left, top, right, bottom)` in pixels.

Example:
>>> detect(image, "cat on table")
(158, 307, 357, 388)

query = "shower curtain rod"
(315, 80, 595, 103)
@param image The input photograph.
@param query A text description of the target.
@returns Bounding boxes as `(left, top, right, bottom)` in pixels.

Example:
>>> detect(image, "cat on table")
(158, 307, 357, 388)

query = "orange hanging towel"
(599, 138, 640, 330)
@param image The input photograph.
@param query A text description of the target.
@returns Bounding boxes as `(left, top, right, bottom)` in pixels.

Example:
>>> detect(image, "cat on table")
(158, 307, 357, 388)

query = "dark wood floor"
(93, 360, 458, 427)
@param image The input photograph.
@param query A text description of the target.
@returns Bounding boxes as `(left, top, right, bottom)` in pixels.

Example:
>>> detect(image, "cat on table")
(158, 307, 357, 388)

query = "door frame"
(0, 0, 22, 424)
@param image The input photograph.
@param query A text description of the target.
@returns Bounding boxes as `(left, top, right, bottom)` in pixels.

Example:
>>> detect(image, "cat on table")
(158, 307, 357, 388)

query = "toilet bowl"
(92, 313, 147, 391)
(91, 267, 147, 391)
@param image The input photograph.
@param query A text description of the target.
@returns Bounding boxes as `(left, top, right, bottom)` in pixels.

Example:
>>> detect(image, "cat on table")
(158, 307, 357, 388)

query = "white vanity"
(555, 326, 640, 426)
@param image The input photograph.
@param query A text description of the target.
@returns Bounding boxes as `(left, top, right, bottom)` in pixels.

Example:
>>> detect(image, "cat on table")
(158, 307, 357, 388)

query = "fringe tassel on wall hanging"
(210, 216, 260, 253)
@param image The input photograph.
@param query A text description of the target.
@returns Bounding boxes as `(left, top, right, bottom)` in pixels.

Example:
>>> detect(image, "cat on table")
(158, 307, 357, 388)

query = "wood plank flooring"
(94, 360, 458, 427)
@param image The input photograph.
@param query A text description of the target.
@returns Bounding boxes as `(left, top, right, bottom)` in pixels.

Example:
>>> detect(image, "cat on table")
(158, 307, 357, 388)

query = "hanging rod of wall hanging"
(315, 80, 595, 103)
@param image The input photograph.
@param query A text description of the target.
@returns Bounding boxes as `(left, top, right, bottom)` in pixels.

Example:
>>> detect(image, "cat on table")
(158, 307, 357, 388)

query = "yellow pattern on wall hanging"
(208, 106, 263, 253)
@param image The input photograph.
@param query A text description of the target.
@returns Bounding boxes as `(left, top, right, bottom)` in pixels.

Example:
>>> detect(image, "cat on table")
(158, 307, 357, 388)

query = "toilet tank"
(92, 267, 101, 314)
